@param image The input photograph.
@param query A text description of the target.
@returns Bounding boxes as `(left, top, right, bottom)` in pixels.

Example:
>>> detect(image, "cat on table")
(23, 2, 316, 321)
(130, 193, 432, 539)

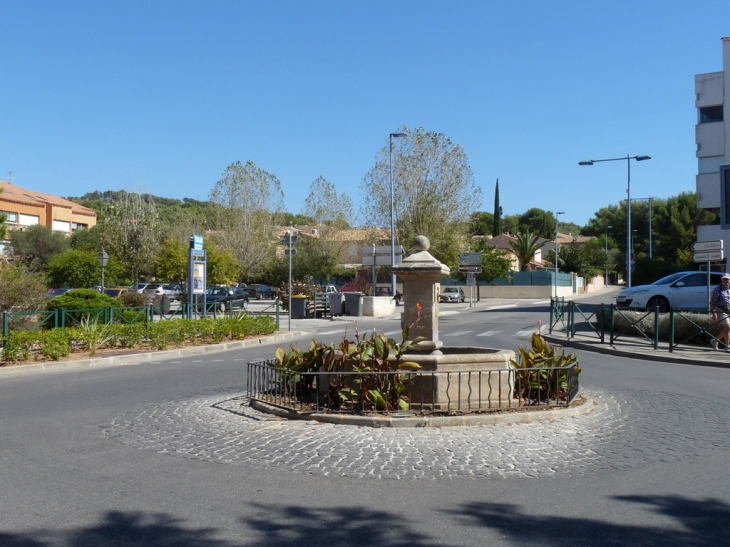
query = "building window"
(699, 156, 725, 174)
(699, 105, 723, 124)
(52, 220, 71, 233)
(1, 211, 17, 224)
(722, 165, 730, 228)
(19, 214, 39, 226)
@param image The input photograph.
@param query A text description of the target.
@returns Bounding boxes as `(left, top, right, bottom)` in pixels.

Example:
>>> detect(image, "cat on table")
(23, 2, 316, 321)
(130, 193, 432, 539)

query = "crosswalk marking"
(317, 329, 346, 335)
(487, 304, 517, 310)
(442, 330, 473, 337)
(476, 331, 500, 336)
(384, 330, 402, 336)
(515, 324, 547, 337)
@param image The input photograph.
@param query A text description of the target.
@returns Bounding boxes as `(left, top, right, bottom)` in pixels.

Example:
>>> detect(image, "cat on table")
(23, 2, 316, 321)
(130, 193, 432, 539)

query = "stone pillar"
(392, 236, 450, 351)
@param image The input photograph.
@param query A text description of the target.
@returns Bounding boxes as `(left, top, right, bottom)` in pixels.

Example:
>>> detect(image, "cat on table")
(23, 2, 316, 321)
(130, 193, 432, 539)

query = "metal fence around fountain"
(246, 359, 580, 416)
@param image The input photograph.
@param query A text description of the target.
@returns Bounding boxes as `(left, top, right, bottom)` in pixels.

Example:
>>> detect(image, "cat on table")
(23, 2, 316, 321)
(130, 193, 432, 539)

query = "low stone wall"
(363, 296, 396, 317)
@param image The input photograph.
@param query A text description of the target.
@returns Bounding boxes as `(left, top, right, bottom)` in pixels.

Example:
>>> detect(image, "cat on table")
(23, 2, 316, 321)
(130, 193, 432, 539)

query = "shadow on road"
(0, 506, 447, 547)
(447, 495, 730, 546)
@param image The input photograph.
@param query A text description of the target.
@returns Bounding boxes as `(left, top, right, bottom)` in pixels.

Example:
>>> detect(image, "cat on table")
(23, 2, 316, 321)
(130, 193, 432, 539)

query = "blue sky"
(2, 1, 729, 227)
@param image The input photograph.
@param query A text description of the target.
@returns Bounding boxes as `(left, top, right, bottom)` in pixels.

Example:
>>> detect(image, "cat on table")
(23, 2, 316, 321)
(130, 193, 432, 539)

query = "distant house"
(0, 180, 97, 253)
(275, 225, 391, 267)
(485, 233, 543, 271)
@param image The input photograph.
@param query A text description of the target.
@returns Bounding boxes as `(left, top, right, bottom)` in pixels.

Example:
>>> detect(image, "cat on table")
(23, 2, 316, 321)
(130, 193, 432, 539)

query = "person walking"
(710, 273, 730, 351)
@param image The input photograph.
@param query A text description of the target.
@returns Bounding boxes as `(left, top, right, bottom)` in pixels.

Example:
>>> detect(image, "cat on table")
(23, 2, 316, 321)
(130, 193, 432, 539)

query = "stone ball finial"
(413, 235, 430, 251)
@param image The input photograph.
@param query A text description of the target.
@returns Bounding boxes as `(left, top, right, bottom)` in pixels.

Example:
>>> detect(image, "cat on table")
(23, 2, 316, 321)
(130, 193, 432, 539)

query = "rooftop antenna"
(7, 171, 13, 182)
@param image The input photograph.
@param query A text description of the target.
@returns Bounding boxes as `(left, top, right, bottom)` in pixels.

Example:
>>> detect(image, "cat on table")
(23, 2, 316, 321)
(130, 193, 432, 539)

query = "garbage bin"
(152, 295, 172, 315)
(290, 295, 309, 319)
(328, 292, 345, 316)
(343, 292, 363, 317)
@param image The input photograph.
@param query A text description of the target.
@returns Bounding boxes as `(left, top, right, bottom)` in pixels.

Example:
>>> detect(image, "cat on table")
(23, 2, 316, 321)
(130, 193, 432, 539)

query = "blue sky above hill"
(2, 1, 729, 226)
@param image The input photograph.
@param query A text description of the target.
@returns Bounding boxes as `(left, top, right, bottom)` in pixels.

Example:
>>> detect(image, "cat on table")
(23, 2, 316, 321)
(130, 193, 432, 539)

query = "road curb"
(250, 396, 596, 428)
(0, 330, 308, 377)
(542, 334, 730, 369)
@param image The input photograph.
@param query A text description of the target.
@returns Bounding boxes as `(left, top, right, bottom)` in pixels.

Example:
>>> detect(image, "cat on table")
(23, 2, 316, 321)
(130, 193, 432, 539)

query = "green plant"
(74, 316, 115, 355)
(3, 330, 38, 362)
(37, 329, 72, 360)
(273, 324, 426, 412)
(510, 333, 581, 403)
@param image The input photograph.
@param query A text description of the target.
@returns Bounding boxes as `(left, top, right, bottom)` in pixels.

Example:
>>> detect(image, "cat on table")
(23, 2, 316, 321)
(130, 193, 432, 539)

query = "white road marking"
(384, 330, 402, 336)
(438, 311, 460, 316)
(515, 324, 546, 337)
(532, 300, 550, 305)
(442, 331, 473, 337)
(316, 330, 346, 335)
(476, 331, 500, 336)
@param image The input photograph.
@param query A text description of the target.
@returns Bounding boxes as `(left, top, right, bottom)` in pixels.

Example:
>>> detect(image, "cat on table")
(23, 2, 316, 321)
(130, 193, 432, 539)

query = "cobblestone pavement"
(103, 388, 730, 480)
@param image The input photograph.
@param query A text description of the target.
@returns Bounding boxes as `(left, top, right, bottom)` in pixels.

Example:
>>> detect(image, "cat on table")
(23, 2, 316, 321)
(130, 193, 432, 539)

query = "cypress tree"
(493, 179, 501, 236)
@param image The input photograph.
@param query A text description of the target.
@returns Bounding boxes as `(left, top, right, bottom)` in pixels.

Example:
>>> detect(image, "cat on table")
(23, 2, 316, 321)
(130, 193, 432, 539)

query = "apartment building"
(695, 37, 730, 263)
(0, 180, 97, 251)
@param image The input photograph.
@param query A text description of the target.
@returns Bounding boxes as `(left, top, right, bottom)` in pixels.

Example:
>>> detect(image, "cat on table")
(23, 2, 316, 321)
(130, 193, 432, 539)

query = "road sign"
(458, 252, 482, 265)
(284, 249, 297, 255)
(691, 240, 723, 252)
(362, 246, 404, 255)
(458, 265, 482, 273)
(692, 250, 724, 262)
(466, 276, 476, 286)
(363, 255, 402, 266)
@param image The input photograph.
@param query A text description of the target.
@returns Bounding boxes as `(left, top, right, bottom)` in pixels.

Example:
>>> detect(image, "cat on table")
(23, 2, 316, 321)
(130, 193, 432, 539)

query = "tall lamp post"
(97, 249, 109, 292)
(554, 211, 564, 298)
(389, 132, 406, 298)
(579, 154, 651, 288)
(605, 225, 612, 286)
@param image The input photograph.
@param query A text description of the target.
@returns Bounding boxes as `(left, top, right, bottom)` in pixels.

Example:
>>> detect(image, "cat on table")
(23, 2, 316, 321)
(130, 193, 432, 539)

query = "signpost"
(458, 253, 482, 306)
(691, 240, 725, 310)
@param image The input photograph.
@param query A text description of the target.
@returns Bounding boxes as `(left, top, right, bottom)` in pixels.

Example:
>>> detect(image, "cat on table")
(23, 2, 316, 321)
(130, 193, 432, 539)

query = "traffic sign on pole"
(458, 265, 482, 273)
(691, 240, 723, 252)
(692, 250, 724, 262)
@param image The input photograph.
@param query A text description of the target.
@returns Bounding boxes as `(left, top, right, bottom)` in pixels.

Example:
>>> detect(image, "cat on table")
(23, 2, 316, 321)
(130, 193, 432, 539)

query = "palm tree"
(509, 231, 545, 271)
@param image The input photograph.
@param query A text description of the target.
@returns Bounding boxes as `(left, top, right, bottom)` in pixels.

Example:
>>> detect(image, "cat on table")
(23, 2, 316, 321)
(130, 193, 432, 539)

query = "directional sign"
(458, 265, 482, 273)
(692, 250, 724, 262)
(692, 240, 723, 252)
(459, 252, 482, 265)
(362, 246, 404, 255)
(363, 255, 402, 266)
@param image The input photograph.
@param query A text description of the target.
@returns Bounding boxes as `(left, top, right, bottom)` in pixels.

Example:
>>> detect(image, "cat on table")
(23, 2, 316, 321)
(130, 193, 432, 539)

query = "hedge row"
(1, 314, 278, 363)
(597, 309, 722, 345)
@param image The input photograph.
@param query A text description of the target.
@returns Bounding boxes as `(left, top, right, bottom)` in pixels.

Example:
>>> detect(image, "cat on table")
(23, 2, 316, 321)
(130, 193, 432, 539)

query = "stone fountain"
(393, 236, 516, 409)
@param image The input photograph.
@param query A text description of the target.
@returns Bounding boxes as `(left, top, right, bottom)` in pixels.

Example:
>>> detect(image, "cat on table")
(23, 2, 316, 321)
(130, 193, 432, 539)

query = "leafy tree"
(493, 179, 501, 236)
(154, 238, 188, 284)
(0, 262, 48, 312)
(517, 208, 556, 240)
(9, 225, 70, 271)
(508, 232, 544, 271)
(70, 227, 101, 252)
(473, 240, 512, 283)
(298, 176, 355, 282)
(46, 288, 118, 313)
(46, 249, 123, 289)
(209, 160, 284, 281)
(359, 126, 481, 269)
(469, 212, 494, 237)
(279, 212, 316, 227)
(96, 191, 162, 284)
(205, 242, 240, 285)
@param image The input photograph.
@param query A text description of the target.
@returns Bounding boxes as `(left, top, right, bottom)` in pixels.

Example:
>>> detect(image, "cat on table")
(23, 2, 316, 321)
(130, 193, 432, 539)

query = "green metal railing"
(550, 297, 724, 353)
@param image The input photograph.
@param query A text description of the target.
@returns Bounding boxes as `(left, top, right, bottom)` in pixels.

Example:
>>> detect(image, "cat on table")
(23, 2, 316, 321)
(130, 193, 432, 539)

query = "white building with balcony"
(695, 37, 730, 263)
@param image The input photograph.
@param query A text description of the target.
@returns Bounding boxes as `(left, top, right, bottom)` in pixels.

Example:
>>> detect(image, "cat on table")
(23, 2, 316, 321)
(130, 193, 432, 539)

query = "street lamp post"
(579, 154, 651, 288)
(97, 249, 109, 292)
(554, 211, 564, 298)
(389, 132, 406, 298)
(605, 225, 612, 286)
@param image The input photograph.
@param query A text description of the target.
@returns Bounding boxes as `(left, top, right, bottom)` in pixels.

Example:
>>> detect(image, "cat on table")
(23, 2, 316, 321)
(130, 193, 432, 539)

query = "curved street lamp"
(579, 154, 651, 288)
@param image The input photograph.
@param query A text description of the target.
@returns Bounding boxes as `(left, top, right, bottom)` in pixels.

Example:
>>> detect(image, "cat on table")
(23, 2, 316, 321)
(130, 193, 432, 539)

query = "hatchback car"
(439, 287, 466, 303)
(616, 271, 728, 312)
(245, 283, 278, 300)
(201, 286, 249, 312)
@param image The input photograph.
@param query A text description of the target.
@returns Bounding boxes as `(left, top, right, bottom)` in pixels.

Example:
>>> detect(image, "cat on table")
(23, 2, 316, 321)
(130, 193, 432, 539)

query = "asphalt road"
(1, 293, 729, 546)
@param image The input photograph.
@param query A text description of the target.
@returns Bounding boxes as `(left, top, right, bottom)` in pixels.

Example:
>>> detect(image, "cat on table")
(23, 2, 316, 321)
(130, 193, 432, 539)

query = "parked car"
(104, 287, 130, 298)
(201, 286, 249, 312)
(132, 283, 151, 293)
(144, 283, 182, 301)
(439, 287, 466, 303)
(46, 288, 74, 298)
(616, 271, 728, 312)
(245, 283, 278, 300)
(374, 286, 403, 303)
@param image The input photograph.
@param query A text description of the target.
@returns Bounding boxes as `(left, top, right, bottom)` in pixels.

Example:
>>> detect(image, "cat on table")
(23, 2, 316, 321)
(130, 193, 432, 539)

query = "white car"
(615, 271, 727, 312)
(439, 287, 466, 303)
